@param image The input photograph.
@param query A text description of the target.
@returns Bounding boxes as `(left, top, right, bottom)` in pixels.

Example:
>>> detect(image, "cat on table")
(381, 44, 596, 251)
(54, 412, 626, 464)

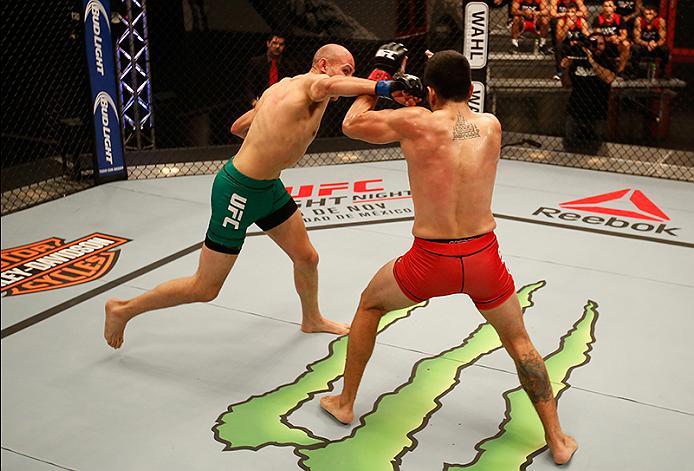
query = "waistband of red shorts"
(413, 231, 497, 257)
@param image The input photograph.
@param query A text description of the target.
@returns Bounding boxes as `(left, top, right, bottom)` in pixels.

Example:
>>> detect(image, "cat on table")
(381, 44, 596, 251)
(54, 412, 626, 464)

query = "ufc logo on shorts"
(222, 193, 247, 230)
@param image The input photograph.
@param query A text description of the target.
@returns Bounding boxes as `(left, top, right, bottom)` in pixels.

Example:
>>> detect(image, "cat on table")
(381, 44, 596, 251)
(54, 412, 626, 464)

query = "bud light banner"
(83, 0, 126, 182)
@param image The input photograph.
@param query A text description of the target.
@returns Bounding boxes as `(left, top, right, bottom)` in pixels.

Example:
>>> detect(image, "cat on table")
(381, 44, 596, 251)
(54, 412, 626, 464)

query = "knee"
(294, 247, 319, 270)
(192, 280, 222, 303)
(358, 290, 387, 316)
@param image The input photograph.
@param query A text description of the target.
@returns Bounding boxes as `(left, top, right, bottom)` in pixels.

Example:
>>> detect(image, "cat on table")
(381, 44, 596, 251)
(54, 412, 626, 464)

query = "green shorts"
(204, 159, 297, 254)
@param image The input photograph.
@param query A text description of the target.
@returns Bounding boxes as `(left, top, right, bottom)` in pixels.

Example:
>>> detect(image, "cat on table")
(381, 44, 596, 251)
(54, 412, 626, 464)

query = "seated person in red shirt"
(614, 0, 643, 35)
(550, 0, 588, 45)
(510, 0, 551, 54)
(553, 3, 591, 79)
(592, 0, 632, 75)
(557, 4, 590, 45)
(631, 4, 669, 77)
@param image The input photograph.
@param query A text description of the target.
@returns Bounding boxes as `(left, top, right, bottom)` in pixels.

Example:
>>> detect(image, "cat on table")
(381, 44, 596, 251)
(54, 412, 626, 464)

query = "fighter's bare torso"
(233, 73, 332, 180)
(400, 106, 501, 239)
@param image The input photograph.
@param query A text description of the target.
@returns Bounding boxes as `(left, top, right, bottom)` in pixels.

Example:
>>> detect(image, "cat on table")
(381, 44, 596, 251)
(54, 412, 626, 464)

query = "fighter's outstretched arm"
(342, 95, 429, 144)
(308, 75, 379, 102)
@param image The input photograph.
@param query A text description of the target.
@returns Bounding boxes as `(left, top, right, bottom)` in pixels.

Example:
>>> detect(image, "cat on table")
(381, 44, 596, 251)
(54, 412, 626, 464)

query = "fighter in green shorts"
(103, 43, 421, 348)
(205, 159, 297, 254)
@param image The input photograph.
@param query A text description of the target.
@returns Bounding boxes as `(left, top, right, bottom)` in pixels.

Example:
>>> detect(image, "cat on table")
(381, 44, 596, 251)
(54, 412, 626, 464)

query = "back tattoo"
(452, 112, 480, 140)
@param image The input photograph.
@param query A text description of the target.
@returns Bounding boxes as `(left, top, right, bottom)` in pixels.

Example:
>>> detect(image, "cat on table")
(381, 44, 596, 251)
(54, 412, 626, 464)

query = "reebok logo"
(533, 189, 681, 237)
(559, 189, 669, 222)
(223, 193, 247, 230)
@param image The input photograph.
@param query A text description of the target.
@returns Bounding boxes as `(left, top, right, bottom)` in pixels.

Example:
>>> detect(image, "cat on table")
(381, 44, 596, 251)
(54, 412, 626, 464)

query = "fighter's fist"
(375, 74, 425, 103)
(368, 42, 408, 81)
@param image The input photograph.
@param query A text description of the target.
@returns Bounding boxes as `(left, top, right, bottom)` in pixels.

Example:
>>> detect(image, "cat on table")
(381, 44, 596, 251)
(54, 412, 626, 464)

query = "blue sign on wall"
(83, 0, 127, 182)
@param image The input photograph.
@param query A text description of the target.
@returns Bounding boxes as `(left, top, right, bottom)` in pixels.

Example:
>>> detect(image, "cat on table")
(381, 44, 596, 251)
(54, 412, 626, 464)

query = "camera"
(565, 33, 599, 60)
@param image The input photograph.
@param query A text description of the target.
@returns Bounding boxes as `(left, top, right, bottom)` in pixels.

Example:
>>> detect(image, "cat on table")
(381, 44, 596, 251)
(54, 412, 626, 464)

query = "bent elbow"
(230, 121, 247, 138)
(342, 120, 355, 138)
(342, 119, 364, 139)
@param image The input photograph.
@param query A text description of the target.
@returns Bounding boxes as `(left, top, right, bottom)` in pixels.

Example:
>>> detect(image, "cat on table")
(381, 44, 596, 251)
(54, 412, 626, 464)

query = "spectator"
(550, 0, 589, 45)
(553, 3, 591, 79)
(560, 33, 617, 154)
(631, 4, 669, 77)
(614, 0, 643, 34)
(509, 0, 551, 54)
(245, 33, 295, 108)
(557, 4, 591, 45)
(592, 0, 631, 75)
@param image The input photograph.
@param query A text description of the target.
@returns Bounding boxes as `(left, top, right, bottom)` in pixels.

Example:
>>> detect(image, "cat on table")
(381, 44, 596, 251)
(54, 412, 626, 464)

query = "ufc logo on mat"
(222, 193, 247, 230)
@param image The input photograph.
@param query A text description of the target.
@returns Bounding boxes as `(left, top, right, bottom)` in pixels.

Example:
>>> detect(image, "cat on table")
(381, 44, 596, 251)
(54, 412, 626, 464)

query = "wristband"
(368, 69, 392, 81)
(375, 80, 392, 98)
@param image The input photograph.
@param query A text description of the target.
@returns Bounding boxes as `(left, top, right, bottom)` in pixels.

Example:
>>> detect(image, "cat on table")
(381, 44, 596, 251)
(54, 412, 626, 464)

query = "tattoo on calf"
(452, 112, 480, 140)
(515, 350, 554, 403)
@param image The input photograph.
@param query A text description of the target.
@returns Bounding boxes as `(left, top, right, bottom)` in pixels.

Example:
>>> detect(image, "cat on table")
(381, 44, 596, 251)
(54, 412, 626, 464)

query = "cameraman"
(560, 33, 617, 154)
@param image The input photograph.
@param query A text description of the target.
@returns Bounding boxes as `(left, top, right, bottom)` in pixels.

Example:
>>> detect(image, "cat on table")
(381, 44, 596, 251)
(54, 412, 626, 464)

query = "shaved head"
(311, 44, 355, 77)
(313, 44, 352, 65)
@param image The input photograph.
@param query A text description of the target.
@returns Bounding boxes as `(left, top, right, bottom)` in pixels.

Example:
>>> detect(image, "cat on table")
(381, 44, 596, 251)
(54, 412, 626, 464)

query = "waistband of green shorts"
(223, 158, 278, 190)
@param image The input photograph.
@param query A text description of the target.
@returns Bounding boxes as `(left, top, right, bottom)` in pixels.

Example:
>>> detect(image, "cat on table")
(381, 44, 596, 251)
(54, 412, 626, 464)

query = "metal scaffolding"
(116, 0, 155, 149)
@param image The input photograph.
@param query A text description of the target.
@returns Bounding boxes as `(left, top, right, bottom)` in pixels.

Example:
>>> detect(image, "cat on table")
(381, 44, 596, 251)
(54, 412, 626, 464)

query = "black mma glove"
(368, 42, 408, 81)
(375, 74, 425, 102)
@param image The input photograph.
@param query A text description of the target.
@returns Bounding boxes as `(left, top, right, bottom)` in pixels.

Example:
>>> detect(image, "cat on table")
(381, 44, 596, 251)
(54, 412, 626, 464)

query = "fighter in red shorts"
(320, 50, 578, 465)
(393, 233, 515, 309)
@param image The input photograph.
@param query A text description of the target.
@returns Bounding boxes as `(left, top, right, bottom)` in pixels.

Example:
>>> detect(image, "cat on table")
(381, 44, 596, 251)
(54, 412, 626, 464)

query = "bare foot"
(319, 395, 354, 425)
(301, 316, 350, 335)
(104, 298, 129, 349)
(548, 434, 578, 465)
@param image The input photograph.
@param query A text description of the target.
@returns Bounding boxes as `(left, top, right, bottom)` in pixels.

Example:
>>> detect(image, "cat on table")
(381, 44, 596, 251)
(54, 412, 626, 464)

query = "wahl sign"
(1, 233, 129, 296)
(533, 189, 680, 237)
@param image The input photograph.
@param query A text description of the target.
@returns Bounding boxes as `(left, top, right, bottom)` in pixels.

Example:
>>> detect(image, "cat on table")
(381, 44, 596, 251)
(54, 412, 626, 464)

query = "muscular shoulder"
(476, 113, 502, 133)
(305, 73, 334, 101)
(397, 106, 431, 121)
(273, 73, 320, 101)
(304, 73, 329, 84)
(392, 106, 433, 135)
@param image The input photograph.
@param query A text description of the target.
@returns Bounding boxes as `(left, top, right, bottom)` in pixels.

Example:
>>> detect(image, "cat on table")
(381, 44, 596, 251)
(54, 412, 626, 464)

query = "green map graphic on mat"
(213, 281, 599, 470)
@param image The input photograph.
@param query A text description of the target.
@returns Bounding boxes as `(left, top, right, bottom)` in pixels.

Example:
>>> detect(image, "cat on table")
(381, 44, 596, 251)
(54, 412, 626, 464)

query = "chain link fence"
(2, 1, 692, 215)
(127, 0, 692, 182)
(484, 0, 693, 179)
(124, 0, 431, 180)
(1, 1, 97, 215)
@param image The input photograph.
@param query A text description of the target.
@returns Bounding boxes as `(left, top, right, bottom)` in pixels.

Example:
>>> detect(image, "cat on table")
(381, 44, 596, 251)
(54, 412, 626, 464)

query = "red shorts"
(523, 19, 539, 34)
(393, 232, 515, 311)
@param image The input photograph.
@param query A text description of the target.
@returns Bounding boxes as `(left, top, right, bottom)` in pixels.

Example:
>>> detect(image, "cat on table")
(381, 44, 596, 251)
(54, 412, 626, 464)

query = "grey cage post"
(116, 0, 156, 151)
(463, 1, 490, 113)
